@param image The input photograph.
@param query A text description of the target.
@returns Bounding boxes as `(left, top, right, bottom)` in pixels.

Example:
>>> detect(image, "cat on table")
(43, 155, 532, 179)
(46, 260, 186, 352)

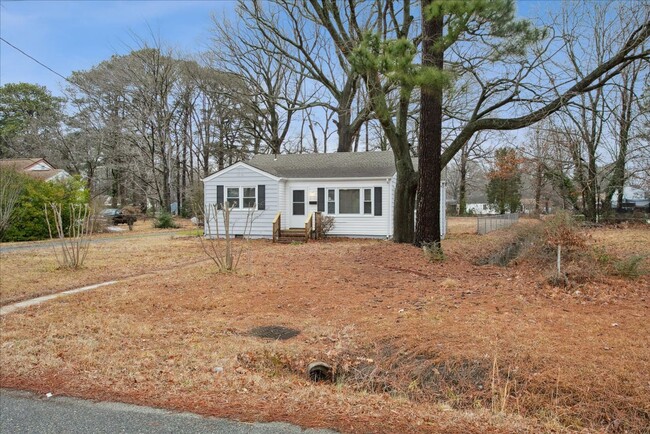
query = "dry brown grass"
(0, 235, 207, 306)
(1, 221, 649, 433)
(446, 217, 478, 235)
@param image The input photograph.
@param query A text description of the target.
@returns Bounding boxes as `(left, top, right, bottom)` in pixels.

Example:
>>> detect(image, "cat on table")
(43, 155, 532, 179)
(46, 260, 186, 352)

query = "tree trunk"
(458, 146, 468, 216)
(111, 169, 119, 208)
(393, 165, 418, 243)
(414, 0, 443, 247)
(534, 160, 543, 213)
(586, 145, 598, 221)
(336, 109, 354, 152)
(606, 70, 633, 211)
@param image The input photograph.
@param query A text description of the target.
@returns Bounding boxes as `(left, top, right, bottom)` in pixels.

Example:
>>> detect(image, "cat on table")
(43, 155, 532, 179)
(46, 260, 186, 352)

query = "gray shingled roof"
(246, 151, 414, 178)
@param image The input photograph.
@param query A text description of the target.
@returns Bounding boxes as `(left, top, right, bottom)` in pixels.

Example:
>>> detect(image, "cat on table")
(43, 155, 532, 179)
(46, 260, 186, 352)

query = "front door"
(290, 189, 306, 228)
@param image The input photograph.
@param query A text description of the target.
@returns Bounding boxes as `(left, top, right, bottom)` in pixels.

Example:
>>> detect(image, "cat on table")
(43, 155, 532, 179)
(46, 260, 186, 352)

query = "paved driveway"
(1, 389, 337, 434)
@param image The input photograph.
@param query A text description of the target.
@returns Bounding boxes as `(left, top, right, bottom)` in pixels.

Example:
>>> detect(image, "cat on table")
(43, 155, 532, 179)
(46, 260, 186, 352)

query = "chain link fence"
(476, 213, 519, 234)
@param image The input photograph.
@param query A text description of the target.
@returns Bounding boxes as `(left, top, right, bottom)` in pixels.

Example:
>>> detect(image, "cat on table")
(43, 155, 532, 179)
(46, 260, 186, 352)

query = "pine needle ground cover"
(1, 218, 648, 433)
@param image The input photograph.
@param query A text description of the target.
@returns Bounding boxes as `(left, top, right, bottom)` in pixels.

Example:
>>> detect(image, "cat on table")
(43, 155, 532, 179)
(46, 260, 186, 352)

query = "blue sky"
(0, 1, 560, 98)
(1, 0, 237, 95)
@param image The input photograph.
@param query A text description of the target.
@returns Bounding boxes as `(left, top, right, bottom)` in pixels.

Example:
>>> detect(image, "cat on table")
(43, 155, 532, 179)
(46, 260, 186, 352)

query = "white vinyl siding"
(203, 165, 279, 237)
(284, 179, 392, 237)
(204, 163, 446, 239)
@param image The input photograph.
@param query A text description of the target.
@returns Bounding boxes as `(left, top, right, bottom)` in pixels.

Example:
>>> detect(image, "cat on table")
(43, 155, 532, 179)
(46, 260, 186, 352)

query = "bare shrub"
(319, 214, 335, 237)
(612, 255, 647, 279)
(44, 203, 94, 269)
(422, 241, 444, 262)
(543, 212, 585, 283)
(0, 168, 25, 238)
(200, 203, 257, 272)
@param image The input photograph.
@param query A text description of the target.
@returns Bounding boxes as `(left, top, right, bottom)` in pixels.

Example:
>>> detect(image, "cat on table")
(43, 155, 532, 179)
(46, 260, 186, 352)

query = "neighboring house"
(461, 191, 497, 215)
(203, 151, 446, 239)
(0, 158, 70, 182)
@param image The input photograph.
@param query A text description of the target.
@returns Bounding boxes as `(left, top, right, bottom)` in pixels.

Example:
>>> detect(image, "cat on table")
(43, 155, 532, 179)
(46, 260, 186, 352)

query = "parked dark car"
(100, 208, 137, 225)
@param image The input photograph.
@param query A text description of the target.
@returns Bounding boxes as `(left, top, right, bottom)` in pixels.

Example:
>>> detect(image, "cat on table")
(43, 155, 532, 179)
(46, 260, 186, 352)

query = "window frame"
(363, 188, 372, 214)
(242, 187, 256, 209)
(226, 187, 240, 209)
(327, 189, 336, 214)
(338, 188, 361, 214)
(323, 187, 375, 216)
(226, 186, 257, 210)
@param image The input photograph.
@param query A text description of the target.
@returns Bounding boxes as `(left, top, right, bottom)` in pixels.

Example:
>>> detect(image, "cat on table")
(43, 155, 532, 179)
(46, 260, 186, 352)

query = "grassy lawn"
(1, 218, 649, 433)
(0, 218, 205, 306)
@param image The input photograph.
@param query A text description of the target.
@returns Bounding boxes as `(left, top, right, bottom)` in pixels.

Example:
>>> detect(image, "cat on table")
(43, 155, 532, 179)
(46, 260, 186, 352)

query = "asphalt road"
(0, 389, 337, 434)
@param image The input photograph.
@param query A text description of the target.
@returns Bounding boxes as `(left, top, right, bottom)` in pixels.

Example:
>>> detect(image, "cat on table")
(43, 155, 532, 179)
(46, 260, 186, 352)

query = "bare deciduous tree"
(0, 167, 24, 238)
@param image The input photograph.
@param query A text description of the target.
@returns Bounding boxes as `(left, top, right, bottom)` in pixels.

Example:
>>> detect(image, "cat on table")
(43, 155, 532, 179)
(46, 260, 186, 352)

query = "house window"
(363, 188, 372, 214)
(339, 189, 360, 214)
(243, 187, 256, 208)
(327, 189, 335, 214)
(293, 190, 305, 215)
(227, 187, 240, 208)
(225, 186, 257, 209)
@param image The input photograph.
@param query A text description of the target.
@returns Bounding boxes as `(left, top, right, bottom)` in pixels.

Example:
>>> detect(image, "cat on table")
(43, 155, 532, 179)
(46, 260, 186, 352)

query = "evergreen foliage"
(2, 176, 89, 241)
(153, 212, 179, 229)
(486, 147, 522, 214)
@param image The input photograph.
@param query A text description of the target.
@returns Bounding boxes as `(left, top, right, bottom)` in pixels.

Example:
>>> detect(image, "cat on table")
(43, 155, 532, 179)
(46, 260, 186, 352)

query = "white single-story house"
(202, 151, 446, 239)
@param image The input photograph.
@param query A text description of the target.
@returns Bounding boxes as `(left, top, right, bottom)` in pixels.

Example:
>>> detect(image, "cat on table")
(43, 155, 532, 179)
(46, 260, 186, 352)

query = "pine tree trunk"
(393, 166, 418, 243)
(414, 0, 443, 247)
(336, 109, 354, 152)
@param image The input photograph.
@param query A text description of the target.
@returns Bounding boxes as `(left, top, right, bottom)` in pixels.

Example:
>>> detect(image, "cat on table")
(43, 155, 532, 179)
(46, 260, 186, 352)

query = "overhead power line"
(1, 37, 72, 84)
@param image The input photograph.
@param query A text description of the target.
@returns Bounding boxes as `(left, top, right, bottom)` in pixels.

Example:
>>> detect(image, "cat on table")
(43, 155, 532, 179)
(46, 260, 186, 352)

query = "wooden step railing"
(273, 211, 322, 243)
(304, 212, 313, 242)
(272, 212, 281, 243)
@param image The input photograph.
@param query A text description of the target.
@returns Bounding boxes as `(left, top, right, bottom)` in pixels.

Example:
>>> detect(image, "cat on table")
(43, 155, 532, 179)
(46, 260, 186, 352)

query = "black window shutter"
(317, 188, 325, 212)
(374, 187, 382, 216)
(216, 185, 224, 210)
(258, 185, 266, 210)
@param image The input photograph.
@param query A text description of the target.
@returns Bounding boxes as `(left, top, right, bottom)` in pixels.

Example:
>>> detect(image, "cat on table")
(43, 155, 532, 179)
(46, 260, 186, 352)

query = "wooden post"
(272, 212, 281, 243)
(304, 212, 313, 242)
(315, 212, 322, 239)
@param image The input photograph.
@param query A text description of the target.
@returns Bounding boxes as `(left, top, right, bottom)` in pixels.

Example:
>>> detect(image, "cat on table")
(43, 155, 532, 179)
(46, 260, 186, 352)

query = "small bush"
(3, 176, 89, 241)
(423, 241, 445, 262)
(544, 211, 585, 250)
(153, 212, 179, 229)
(612, 255, 646, 279)
(319, 215, 335, 237)
(592, 245, 614, 265)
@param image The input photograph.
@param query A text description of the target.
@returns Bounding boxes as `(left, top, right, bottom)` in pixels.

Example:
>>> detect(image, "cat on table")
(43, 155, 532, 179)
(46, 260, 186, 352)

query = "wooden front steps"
(272, 212, 322, 244)
(276, 228, 308, 244)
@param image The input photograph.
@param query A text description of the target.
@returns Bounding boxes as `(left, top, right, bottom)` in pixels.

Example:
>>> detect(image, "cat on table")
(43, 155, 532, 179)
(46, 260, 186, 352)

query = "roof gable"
(202, 161, 281, 183)
(0, 158, 69, 182)
(0, 158, 46, 171)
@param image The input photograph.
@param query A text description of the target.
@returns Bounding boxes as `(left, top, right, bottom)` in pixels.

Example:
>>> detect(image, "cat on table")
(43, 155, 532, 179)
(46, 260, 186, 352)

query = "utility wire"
(1, 36, 111, 109)
(1, 37, 72, 85)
